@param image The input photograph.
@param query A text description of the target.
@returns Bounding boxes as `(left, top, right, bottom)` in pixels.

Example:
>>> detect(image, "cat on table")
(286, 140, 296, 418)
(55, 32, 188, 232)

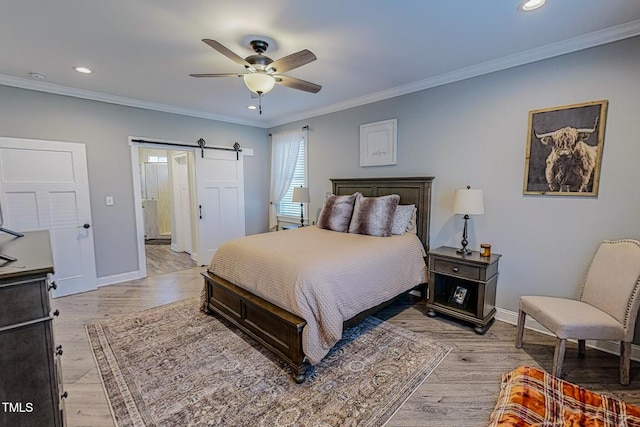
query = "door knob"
(78, 223, 91, 229)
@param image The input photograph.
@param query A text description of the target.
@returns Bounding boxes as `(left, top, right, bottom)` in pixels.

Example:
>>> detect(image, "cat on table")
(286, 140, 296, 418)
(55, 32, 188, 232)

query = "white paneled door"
(194, 148, 245, 266)
(0, 137, 97, 297)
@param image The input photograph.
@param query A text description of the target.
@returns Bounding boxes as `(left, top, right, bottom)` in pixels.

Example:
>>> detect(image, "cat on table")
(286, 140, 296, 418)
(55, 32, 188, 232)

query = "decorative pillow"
(405, 206, 418, 235)
(348, 194, 400, 237)
(317, 193, 359, 232)
(391, 204, 416, 235)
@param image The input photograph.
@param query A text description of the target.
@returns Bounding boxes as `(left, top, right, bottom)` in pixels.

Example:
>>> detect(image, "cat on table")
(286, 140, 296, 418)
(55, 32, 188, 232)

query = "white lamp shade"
(292, 187, 310, 203)
(452, 188, 485, 215)
(244, 72, 276, 94)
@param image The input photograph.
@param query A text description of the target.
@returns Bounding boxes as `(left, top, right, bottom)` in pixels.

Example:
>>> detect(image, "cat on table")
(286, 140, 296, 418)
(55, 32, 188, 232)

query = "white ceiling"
(2, 1, 640, 128)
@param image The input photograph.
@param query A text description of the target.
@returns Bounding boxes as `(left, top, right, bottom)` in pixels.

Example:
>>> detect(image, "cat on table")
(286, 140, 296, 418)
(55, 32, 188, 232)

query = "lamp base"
(457, 215, 471, 255)
(299, 203, 305, 227)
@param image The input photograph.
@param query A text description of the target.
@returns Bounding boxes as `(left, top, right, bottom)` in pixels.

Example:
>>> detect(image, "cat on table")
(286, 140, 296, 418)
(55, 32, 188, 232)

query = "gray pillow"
(391, 204, 416, 235)
(348, 194, 400, 237)
(405, 206, 418, 235)
(317, 193, 359, 232)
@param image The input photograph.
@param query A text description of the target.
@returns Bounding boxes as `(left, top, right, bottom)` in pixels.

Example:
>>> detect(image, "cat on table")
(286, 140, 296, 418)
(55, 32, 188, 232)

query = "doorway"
(138, 147, 196, 276)
(0, 137, 97, 297)
(131, 137, 247, 276)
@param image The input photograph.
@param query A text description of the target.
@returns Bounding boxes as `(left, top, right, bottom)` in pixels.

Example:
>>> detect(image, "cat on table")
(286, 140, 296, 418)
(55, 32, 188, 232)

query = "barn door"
(194, 149, 245, 266)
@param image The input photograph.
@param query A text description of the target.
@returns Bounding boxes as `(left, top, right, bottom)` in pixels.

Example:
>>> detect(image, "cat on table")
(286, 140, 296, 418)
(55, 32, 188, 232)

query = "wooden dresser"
(0, 230, 66, 426)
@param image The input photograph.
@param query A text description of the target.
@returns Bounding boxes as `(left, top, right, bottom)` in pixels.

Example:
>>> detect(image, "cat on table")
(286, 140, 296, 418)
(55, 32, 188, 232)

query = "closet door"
(194, 149, 245, 266)
(0, 137, 97, 297)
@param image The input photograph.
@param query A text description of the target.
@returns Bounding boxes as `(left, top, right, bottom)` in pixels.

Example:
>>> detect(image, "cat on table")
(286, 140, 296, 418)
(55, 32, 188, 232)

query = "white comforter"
(208, 226, 427, 364)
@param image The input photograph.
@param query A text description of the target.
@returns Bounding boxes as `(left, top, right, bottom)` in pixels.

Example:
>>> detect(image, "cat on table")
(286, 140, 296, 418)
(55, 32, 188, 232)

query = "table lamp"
(452, 186, 485, 255)
(292, 186, 310, 227)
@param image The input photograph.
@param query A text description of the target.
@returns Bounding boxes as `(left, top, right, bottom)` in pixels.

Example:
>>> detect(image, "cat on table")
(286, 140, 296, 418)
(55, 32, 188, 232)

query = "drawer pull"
(452, 267, 459, 273)
(61, 391, 68, 399)
(48, 282, 57, 291)
(53, 309, 60, 317)
(56, 345, 63, 356)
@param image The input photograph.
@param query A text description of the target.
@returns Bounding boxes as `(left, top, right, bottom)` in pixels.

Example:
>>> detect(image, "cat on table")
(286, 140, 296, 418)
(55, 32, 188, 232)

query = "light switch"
(105, 196, 114, 206)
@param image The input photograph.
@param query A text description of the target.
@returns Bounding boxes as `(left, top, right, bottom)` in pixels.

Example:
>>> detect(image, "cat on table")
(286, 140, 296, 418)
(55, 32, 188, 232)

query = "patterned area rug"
(87, 298, 450, 427)
(488, 366, 640, 426)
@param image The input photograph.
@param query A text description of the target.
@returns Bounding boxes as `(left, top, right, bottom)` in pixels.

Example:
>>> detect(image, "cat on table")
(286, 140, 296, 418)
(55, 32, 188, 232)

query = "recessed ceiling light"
(74, 66, 93, 74)
(518, 0, 546, 11)
(247, 105, 257, 110)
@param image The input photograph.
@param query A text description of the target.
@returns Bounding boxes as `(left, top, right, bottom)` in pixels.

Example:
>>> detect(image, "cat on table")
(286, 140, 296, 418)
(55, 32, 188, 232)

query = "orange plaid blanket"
(488, 366, 640, 426)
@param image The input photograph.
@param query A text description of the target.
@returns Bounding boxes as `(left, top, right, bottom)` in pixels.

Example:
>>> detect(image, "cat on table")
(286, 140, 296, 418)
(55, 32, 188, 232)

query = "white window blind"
(278, 138, 306, 218)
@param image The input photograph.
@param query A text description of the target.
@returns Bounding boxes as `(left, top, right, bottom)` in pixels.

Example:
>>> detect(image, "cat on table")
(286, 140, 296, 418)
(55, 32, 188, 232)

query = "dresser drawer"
(432, 259, 480, 280)
(0, 278, 50, 328)
(0, 320, 61, 427)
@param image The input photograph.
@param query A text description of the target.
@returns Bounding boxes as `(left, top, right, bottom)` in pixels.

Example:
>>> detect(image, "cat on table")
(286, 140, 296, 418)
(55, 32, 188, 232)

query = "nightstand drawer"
(433, 259, 480, 280)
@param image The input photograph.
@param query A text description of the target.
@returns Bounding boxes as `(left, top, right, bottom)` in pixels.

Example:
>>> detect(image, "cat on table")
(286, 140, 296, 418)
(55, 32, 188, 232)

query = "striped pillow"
(348, 194, 400, 237)
(317, 193, 359, 232)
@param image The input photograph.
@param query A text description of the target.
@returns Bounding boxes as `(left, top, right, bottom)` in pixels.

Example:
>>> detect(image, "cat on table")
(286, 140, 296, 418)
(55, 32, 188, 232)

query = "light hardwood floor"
(52, 268, 640, 426)
(145, 244, 196, 276)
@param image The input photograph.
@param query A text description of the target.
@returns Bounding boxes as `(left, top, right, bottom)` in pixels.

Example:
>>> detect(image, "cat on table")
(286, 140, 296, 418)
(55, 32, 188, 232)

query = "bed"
(201, 177, 434, 382)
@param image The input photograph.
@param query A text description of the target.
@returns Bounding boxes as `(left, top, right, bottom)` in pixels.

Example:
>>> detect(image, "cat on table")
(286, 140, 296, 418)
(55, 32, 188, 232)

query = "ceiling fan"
(190, 39, 322, 114)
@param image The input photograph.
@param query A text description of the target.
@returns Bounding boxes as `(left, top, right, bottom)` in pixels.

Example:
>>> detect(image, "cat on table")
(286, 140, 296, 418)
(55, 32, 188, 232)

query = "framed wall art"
(523, 100, 608, 197)
(360, 118, 397, 167)
(448, 285, 469, 308)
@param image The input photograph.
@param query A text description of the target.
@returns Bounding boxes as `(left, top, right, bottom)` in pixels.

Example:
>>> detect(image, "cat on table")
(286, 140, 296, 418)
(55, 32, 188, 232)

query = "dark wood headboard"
(331, 176, 434, 253)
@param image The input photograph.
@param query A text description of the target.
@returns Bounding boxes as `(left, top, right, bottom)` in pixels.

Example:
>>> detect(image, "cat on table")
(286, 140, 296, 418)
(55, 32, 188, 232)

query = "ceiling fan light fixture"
(243, 72, 276, 95)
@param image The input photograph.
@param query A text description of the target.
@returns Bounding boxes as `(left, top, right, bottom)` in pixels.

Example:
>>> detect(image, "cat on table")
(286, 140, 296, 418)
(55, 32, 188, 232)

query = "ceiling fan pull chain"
(259, 93, 263, 115)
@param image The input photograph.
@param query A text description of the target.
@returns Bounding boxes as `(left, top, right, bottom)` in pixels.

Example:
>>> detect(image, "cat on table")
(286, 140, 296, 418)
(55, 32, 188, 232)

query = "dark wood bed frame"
(202, 176, 434, 382)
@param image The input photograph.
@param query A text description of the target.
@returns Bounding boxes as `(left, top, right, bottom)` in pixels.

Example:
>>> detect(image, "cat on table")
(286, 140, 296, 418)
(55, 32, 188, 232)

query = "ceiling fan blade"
(275, 75, 322, 93)
(202, 39, 251, 68)
(189, 73, 245, 78)
(268, 49, 316, 73)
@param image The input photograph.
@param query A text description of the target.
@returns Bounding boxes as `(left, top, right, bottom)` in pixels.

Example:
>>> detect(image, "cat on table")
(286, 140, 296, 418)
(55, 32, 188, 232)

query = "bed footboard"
(202, 272, 309, 383)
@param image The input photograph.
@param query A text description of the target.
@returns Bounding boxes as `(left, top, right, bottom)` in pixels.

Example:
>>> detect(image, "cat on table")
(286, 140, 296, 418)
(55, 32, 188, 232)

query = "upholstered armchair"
(516, 239, 640, 385)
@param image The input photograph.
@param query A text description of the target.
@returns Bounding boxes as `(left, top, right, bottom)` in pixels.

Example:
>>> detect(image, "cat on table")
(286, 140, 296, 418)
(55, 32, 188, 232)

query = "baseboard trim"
(496, 307, 640, 362)
(97, 270, 145, 287)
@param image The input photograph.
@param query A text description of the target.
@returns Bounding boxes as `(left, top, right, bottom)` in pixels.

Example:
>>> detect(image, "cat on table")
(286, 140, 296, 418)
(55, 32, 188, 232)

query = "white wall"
(270, 36, 640, 315)
(0, 86, 269, 278)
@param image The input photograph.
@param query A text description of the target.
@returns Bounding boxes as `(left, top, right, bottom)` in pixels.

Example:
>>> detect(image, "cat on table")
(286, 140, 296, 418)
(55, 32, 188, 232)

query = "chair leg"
(515, 310, 526, 348)
(578, 340, 586, 358)
(621, 341, 631, 385)
(552, 338, 566, 378)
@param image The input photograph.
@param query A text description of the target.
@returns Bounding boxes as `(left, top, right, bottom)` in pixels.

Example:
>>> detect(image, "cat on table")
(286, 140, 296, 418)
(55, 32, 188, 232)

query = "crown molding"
(267, 19, 640, 128)
(1, 18, 639, 130)
(0, 74, 267, 128)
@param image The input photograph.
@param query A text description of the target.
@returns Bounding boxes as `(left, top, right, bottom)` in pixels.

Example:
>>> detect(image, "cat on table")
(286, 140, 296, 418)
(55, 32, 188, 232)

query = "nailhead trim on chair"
(579, 240, 640, 332)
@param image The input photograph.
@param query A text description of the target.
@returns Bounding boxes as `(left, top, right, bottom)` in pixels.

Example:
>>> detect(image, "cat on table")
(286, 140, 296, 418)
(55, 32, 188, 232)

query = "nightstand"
(426, 246, 501, 334)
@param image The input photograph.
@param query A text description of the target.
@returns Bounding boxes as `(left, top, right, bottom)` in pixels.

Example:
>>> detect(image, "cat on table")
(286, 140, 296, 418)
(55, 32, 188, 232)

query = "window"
(278, 137, 307, 218)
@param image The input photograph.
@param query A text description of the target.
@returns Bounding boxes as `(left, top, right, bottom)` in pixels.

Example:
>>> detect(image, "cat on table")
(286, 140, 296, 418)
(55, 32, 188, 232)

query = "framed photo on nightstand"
(449, 285, 469, 308)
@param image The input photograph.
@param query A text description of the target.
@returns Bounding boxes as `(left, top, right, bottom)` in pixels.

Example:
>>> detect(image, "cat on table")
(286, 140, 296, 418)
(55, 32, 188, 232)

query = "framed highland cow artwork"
(523, 100, 608, 197)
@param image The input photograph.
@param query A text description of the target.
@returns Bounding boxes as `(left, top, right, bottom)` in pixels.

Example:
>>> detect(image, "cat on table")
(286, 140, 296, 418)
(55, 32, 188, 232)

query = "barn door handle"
(77, 223, 90, 229)
(199, 205, 203, 219)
